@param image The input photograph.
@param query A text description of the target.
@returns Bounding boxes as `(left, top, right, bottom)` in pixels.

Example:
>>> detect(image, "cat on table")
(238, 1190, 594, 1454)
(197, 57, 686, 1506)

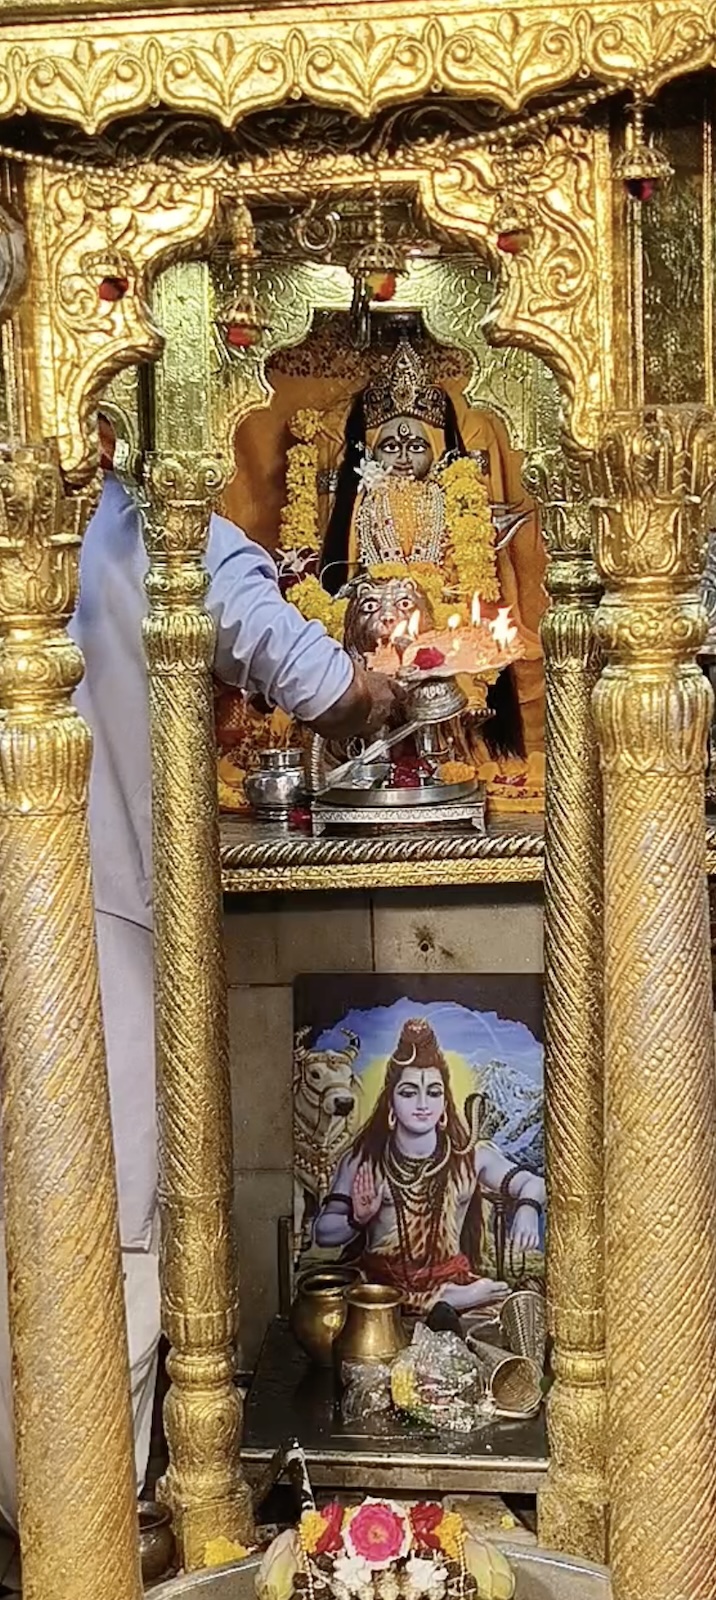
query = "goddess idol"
(216, 332, 547, 809)
(287, 338, 544, 764)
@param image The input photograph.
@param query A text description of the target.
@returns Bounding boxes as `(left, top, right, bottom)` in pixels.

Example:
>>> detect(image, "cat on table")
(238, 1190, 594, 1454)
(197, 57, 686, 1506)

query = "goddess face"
(391, 1066, 446, 1136)
(374, 416, 433, 481)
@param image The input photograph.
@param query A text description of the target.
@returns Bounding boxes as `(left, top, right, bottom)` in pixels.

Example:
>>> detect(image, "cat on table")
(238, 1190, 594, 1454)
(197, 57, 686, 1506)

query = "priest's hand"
(310, 663, 405, 741)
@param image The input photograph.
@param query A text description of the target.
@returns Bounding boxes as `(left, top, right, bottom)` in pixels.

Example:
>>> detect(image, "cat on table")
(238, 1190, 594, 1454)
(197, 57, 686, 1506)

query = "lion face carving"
(343, 575, 434, 662)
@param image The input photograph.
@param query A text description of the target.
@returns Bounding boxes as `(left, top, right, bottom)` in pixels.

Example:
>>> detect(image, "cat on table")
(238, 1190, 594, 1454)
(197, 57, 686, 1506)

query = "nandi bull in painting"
(293, 1025, 361, 1256)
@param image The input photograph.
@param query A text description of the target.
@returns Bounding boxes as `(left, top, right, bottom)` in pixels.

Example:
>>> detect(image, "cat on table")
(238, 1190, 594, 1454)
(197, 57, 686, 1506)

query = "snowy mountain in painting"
(472, 1058, 544, 1172)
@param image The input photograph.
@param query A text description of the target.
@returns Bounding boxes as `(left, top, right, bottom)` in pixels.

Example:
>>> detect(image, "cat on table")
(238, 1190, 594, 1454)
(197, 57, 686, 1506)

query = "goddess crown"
(363, 339, 447, 431)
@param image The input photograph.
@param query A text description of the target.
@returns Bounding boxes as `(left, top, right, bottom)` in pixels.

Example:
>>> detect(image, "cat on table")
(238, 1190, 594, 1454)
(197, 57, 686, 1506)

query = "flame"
(490, 606, 518, 650)
(471, 593, 482, 627)
(447, 613, 461, 630)
(408, 609, 421, 640)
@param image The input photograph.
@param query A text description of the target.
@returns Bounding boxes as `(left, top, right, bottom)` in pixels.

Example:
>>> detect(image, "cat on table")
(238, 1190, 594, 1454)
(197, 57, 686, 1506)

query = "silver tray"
(316, 776, 480, 808)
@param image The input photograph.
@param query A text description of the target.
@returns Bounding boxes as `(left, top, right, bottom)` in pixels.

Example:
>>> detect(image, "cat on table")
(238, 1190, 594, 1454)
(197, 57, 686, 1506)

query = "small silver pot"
(244, 748, 305, 820)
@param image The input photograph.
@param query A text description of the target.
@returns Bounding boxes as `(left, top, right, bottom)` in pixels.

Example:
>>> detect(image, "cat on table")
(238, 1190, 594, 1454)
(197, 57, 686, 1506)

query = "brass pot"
(334, 1282, 409, 1368)
(139, 1500, 176, 1588)
(290, 1266, 361, 1367)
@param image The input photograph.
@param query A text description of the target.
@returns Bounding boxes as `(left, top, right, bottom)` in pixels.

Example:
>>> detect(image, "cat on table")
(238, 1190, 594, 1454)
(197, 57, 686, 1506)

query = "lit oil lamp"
(365, 593, 524, 677)
(401, 594, 525, 676)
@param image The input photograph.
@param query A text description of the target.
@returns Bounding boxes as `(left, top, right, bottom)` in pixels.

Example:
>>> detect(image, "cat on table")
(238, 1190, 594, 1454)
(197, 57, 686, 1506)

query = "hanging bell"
(492, 198, 532, 257)
(348, 238, 403, 303)
(349, 177, 404, 305)
(216, 193, 270, 352)
(83, 247, 133, 304)
(494, 214, 531, 256)
(614, 100, 673, 202)
(217, 248, 268, 352)
(219, 290, 265, 350)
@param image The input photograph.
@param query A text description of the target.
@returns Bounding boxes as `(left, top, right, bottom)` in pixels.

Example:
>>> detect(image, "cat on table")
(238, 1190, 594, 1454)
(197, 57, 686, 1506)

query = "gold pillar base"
(160, 1357, 252, 1564)
(539, 1352, 607, 1561)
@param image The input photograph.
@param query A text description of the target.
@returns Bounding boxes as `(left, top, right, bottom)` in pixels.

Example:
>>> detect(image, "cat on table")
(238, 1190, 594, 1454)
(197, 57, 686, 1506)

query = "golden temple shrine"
(0, 3, 715, 1600)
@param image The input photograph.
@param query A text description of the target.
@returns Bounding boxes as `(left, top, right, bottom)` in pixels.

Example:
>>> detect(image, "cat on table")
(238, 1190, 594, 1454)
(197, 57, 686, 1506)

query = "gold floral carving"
(0, 445, 142, 1600)
(23, 126, 602, 474)
(20, 162, 222, 479)
(422, 124, 613, 449)
(142, 449, 253, 1566)
(0, 4, 715, 131)
(591, 407, 716, 1600)
(525, 446, 606, 1561)
(210, 259, 351, 461)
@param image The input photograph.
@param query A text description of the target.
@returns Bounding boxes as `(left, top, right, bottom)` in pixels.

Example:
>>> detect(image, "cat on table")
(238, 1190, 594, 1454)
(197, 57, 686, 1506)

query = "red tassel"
(226, 323, 260, 349)
(366, 270, 397, 302)
(625, 177, 656, 202)
(496, 228, 530, 256)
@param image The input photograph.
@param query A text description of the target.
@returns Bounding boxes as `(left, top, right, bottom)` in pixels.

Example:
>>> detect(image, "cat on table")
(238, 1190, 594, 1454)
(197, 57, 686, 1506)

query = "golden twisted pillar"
(525, 448, 607, 1562)
(590, 407, 716, 1600)
(142, 450, 253, 1567)
(0, 444, 142, 1600)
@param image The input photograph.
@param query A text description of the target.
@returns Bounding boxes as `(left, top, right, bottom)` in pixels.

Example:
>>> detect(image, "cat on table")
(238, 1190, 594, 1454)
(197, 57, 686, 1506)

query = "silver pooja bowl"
(149, 1546, 611, 1600)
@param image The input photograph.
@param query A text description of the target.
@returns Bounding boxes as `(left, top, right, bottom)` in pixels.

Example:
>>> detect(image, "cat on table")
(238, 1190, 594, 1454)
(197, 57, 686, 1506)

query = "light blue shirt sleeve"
(206, 513, 354, 723)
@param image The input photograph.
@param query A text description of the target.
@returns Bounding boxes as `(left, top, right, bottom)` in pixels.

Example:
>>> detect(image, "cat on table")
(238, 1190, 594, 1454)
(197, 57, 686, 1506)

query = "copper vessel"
(290, 1266, 361, 1367)
(334, 1282, 409, 1368)
(139, 1501, 176, 1588)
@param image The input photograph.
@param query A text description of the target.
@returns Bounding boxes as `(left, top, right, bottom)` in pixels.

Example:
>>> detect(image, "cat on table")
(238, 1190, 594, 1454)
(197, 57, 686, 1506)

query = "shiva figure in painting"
(314, 1016, 545, 1313)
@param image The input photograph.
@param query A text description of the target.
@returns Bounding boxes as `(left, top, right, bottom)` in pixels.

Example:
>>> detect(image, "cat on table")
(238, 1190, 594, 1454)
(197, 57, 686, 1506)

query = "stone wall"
(224, 885, 543, 1369)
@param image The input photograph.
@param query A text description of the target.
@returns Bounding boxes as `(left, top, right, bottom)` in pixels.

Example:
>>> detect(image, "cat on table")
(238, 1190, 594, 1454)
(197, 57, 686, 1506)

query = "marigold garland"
(283, 451, 500, 646)
(289, 573, 349, 640)
(279, 408, 321, 553)
(438, 456, 500, 604)
(435, 1512, 465, 1564)
(203, 1537, 250, 1568)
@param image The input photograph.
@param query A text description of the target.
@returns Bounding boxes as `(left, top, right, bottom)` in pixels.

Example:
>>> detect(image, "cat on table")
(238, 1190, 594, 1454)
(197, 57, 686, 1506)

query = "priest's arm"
(207, 511, 399, 737)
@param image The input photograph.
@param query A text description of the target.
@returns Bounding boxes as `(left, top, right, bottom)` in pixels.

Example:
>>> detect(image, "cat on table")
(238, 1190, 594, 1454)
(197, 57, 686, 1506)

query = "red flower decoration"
(413, 646, 445, 670)
(315, 1502, 344, 1555)
(391, 764, 421, 789)
(289, 806, 312, 831)
(344, 1500, 411, 1568)
(99, 276, 129, 302)
(410, 1503, 444, 1552)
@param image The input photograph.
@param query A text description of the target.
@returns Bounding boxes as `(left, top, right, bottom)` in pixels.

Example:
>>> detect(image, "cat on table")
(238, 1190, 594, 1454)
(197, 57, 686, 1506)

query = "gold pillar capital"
(524, 443, 594, 559)
(143, 449, 227, 557)
(142, 450, 226, 666)
(588, 404, 716, 584)
(0, 441, 94, 613)
(0, 446, 98, 812)
(591, 407, 716, 777)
